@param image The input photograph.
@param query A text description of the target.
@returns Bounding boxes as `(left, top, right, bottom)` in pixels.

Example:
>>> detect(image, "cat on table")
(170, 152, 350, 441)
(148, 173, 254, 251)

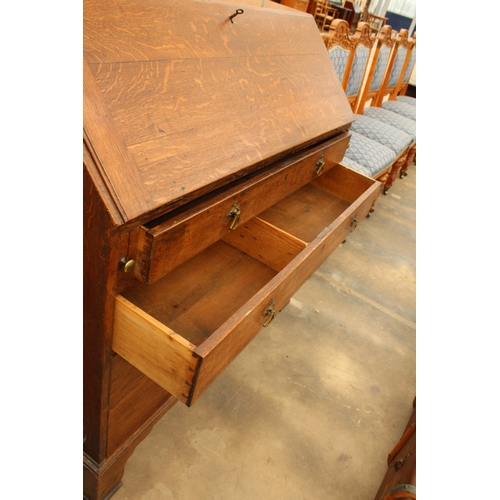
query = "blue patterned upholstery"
(388, 46, 407, 87)
(363, 106, 416, 142)
(351, 113, 412, 154)
(343, 131, 396, 177)
(328, 46, 350, 84)
(396, 95, 416, 106)
(382, 100, 416, 120)
(346, 45, 370, 97)
(402, 50, 416, 83)
(340, 156, 373, 178)
(370, 45, 390, 91)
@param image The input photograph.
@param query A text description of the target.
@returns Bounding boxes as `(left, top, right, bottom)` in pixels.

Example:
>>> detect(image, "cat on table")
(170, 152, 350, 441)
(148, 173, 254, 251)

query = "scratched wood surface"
(83, 0, 353, 223)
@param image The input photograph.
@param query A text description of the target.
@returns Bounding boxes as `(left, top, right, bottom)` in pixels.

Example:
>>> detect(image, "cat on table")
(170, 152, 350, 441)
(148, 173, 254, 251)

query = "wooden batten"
(222, 217, 307, 272)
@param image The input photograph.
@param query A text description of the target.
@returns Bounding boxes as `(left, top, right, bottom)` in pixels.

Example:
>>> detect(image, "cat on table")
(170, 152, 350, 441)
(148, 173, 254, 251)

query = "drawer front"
(134, 132, 351, 284)
(113, 164, 379, 406)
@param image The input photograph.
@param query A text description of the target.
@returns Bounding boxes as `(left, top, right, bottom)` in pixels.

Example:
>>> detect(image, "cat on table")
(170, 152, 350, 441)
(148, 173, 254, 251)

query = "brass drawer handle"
(226, 201, 241, 231)
(316, 154, 325, 176)
(120, 258, 136, 273)
(263, 299, 276, 327)
(350, 215, 358, 233)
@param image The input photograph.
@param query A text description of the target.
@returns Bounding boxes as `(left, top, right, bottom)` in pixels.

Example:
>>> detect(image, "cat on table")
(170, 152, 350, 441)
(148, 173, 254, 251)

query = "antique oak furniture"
(83, 1, 380, 498)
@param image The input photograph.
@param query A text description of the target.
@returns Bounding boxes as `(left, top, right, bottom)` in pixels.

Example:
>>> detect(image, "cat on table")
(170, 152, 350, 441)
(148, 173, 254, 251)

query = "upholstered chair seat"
(343, 131, 396, 178)
(340, 156, 373, 178)
(381, 100, 416, 121)
(363, 106, 416, 143)
(350, 114, 413, 155)
(396, 95, 416, 106)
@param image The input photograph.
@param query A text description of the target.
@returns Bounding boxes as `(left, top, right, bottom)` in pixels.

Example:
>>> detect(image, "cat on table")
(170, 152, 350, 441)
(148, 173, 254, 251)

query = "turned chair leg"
(383, 157, 404, 195)
(399, 144, 416, 179)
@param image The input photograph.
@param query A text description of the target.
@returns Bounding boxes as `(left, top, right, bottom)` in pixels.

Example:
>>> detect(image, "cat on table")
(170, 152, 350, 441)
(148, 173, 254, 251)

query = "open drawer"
(112, 164, 380, 406)
(133, 133, 351, 284)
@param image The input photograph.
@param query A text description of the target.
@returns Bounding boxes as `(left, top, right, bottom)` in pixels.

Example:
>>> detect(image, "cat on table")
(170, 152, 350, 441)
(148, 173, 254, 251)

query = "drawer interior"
(122, 240, 278, 347)
(120, 165, 371, 347)
(114, 164, 378, 404)
(257, 182, 351, 243)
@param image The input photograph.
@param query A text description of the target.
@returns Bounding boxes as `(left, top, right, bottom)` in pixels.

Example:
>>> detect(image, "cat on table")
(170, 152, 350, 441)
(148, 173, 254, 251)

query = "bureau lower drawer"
(134, 133, 351, 284)
(112, 164, 379, 406)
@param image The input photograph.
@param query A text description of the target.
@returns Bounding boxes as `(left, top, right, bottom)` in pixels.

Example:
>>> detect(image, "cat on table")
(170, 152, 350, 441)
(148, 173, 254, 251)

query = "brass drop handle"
(226, 201, 241, 231)
(316, 154, 325, 176)
(350, 215, 359, 233)
(263, 299, 276, 327)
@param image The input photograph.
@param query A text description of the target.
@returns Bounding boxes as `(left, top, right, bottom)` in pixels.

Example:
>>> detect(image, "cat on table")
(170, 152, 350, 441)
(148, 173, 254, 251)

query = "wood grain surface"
(84, 0, 353, 223)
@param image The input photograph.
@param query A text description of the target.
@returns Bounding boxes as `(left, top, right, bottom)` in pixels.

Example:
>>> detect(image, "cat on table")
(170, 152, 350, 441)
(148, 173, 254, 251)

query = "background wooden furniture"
(83, 1, 380, 498)
(329, 1, 353, 22)
(344, 1, 362, 33)
(368, 13, 387, 34)
(314, 0, 338, 31)
(279, 0, 310, 12)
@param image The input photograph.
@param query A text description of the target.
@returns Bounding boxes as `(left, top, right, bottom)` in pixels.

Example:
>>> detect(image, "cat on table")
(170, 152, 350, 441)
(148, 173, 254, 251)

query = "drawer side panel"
(112, 295, 199, 404)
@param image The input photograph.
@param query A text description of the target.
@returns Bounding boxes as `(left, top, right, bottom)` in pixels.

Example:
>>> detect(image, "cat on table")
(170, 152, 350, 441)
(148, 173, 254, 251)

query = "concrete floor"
(113, 163, 416, 500)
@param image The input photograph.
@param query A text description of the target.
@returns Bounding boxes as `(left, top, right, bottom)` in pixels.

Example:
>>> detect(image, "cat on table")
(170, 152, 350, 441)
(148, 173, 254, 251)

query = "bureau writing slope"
(83, 1, 380, 498)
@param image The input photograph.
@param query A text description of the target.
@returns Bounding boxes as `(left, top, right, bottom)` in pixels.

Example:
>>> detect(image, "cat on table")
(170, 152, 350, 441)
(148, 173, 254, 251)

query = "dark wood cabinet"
(83, 1, 379, 498)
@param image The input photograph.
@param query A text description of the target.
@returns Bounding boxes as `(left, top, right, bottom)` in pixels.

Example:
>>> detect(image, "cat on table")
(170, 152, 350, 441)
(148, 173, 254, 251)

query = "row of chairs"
(322, 20, 416, 195)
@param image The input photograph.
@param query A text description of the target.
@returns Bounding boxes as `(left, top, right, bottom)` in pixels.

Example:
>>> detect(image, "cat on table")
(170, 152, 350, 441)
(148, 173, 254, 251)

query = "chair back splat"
(323, 20, 356, 91)
(394, 33, 416, 100)
(376, 29, 415, 106)
(348, 22, 373, 112)
(356, 25, 395, 114)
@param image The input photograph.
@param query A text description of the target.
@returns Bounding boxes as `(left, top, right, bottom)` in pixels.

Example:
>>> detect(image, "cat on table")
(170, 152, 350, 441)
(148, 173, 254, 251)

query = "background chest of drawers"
(83, 1, 380, 498)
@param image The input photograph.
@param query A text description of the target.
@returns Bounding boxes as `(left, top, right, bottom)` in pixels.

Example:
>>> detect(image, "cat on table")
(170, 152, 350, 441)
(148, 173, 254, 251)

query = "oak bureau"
(83, 1, 380, 498)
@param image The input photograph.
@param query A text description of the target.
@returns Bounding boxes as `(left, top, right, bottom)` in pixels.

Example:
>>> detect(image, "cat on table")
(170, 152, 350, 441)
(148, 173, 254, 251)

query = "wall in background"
(385, 11, 414, 32)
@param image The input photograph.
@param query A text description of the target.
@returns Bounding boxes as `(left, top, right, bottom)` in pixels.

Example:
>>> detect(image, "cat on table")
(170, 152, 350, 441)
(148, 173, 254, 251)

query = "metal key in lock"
(226, 201, 241, 231)
(316, 154, 325, 176)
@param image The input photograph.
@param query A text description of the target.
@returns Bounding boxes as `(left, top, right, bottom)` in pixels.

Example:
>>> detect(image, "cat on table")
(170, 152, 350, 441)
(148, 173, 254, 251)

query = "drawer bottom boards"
(112, 164, 380, 406)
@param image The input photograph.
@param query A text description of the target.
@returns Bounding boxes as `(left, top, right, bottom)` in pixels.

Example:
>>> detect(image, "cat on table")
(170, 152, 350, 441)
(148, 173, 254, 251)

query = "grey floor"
(113, 163, 416, 500)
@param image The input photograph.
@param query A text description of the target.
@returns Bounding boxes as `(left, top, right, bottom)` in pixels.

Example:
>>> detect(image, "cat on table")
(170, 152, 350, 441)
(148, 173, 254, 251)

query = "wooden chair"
(351, 25, 417, 179)
(323, 20, 413, 194)
(367, 13, 387, 35)
(392, 33, 416, 105)
(356, 25, 395, 114)
(315, 0, 337, 32)
(373, 29, 416, 121)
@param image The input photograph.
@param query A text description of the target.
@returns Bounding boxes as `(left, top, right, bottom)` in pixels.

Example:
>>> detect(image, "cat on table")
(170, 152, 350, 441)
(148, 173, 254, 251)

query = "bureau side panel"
(83, 164, 121, 462)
